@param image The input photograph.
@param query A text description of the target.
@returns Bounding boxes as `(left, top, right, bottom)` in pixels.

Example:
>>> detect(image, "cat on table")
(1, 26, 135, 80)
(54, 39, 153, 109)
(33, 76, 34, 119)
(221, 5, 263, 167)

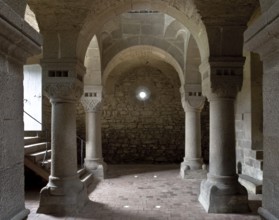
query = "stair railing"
(77, 136, 85, 168)
(24, 111, 50, 167)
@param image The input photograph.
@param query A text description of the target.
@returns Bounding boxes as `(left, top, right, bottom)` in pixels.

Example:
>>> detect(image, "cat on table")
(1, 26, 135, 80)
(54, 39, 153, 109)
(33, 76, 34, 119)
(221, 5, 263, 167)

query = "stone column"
(0, 2, 41, 220)
(198, 58, 249, 213)
(180, 85, 206, 178)
(244, 2, 279, 219)
(81, 86, 107, 179)
(37, 61, 88, 215)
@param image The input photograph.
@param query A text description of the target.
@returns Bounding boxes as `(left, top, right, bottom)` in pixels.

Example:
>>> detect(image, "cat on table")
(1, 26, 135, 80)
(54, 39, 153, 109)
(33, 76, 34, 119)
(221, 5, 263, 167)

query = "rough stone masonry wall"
(0, 52, 26, 220)
(75, 66, 209, 165)
(102, 66, 185, 164)
(235, 52, 263, 180)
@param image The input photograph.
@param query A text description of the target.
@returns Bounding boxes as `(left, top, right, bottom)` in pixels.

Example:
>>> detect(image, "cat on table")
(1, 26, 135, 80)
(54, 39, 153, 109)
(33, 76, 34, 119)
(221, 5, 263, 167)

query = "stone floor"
(25, 165, 261, 220)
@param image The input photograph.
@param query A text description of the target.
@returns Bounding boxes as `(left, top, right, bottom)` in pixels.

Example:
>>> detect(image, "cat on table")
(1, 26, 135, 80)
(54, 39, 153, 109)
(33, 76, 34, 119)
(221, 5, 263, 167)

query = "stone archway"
(103, 59, 185, 164)
(103, 45, 184, 86)
(77, 0, 209, 65)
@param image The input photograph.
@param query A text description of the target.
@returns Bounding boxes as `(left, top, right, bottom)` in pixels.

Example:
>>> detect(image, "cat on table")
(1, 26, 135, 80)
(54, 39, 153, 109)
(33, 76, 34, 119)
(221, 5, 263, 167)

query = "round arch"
(77, 0, 209, 65)
(102, 36, 185, 72)
(103, 45, 185, 88)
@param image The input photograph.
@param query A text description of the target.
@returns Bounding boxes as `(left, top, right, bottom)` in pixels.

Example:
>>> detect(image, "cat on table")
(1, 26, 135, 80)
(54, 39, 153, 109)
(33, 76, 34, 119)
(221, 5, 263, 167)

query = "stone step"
(78, 168, 94, 188)
(24, 136, 42, 145)
(24, 130, 47, 137)
(78, 168, 87, 177)
(239, 174, 262, 194)
(24, 142, 49, 155)
(26, 150, 51, 162)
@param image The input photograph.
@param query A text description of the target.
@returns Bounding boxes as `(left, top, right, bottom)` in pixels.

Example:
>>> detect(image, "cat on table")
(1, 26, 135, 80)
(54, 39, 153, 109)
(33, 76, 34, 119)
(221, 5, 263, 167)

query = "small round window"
(136, 87, 151, 101)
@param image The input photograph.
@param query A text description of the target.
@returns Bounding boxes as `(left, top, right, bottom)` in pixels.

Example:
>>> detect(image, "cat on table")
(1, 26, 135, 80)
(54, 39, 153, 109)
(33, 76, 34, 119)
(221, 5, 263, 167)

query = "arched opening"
(84, 35, 102, 85)
(102, 46, 184, 164)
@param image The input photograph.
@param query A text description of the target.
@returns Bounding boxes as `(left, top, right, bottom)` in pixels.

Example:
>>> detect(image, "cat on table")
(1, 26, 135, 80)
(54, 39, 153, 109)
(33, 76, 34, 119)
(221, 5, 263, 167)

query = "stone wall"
(0, 1, 41, 219)
(44, 68, 210, 165)
(102, 66, 185, 163)
(235, 52, 263, 180)
(0, 53, 27, 220)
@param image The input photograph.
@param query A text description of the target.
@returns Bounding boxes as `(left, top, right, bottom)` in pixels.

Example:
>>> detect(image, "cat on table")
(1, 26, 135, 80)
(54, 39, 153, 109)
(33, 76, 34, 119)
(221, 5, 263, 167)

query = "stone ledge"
(244, 0, 279, 44)
(0, 2, 41, 60)
(10, 208, 30, 220)
(258, 207, 279, 220)
(239, 174, 262, 194)
(0, 1, 41, 46)
(244, 1, 279, 56)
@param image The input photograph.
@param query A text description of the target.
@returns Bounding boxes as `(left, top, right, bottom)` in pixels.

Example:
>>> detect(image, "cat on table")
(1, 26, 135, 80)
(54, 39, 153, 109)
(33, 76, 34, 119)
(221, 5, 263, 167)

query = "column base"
(198, 174, 250, 213)
(10, 208, 30, 220)
(180, 167, 207, 179)
(180, 158, 203, 171)
(85, 158, 107, 179)
(37, 175, 89, 215)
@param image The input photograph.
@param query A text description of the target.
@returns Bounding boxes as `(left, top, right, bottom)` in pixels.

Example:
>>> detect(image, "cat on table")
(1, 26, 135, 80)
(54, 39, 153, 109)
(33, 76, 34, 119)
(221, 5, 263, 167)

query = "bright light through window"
(136, 87, 151, 101)
(139, 91, 147, 100)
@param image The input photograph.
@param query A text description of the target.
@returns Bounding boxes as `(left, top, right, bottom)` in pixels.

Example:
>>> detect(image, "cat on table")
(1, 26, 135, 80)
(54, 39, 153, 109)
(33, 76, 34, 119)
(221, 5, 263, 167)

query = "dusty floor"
(25, 165, 261, 220)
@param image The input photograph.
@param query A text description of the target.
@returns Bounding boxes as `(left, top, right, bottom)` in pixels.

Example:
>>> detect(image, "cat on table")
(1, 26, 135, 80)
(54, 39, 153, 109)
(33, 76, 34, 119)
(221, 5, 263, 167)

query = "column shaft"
(185, 109, 202, 161)
(209, 98, 236, 176)
(86, 110, 102, 160)
(51, 101, 77, 177)
(199, 98, 249, 213)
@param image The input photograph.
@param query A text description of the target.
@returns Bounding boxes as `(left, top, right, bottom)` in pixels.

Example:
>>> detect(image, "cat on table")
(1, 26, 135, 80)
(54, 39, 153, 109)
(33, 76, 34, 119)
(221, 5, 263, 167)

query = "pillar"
(244, 2, 279, 219)
(198, 58, 250, 213)
(81, 85, 107, 179)
(0, 1, 41, 219)
(180, 85, 206, 178)
(37, 61, 88, 215)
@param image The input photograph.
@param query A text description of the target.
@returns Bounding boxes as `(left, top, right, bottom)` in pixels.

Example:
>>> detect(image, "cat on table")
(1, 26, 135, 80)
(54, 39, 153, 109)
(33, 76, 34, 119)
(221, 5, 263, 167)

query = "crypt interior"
(0, 0, 279, 219)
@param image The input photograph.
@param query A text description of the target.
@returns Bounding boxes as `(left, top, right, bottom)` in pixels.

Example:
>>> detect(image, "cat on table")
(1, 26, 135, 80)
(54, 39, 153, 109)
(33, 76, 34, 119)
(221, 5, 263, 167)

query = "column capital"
(41, 59, 86, 102)
(44, 80, 83, 102)
(41, 58, 86, 80)
(81, 98, 102, 113)
(200, 57, 245, 101)
(81, 85, 103, 112)
(181, 84, 205, 112)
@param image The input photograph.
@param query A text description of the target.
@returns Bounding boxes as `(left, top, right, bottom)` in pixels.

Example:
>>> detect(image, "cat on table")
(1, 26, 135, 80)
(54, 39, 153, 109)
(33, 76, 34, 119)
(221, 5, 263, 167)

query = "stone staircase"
(24, 134, 94, 188)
